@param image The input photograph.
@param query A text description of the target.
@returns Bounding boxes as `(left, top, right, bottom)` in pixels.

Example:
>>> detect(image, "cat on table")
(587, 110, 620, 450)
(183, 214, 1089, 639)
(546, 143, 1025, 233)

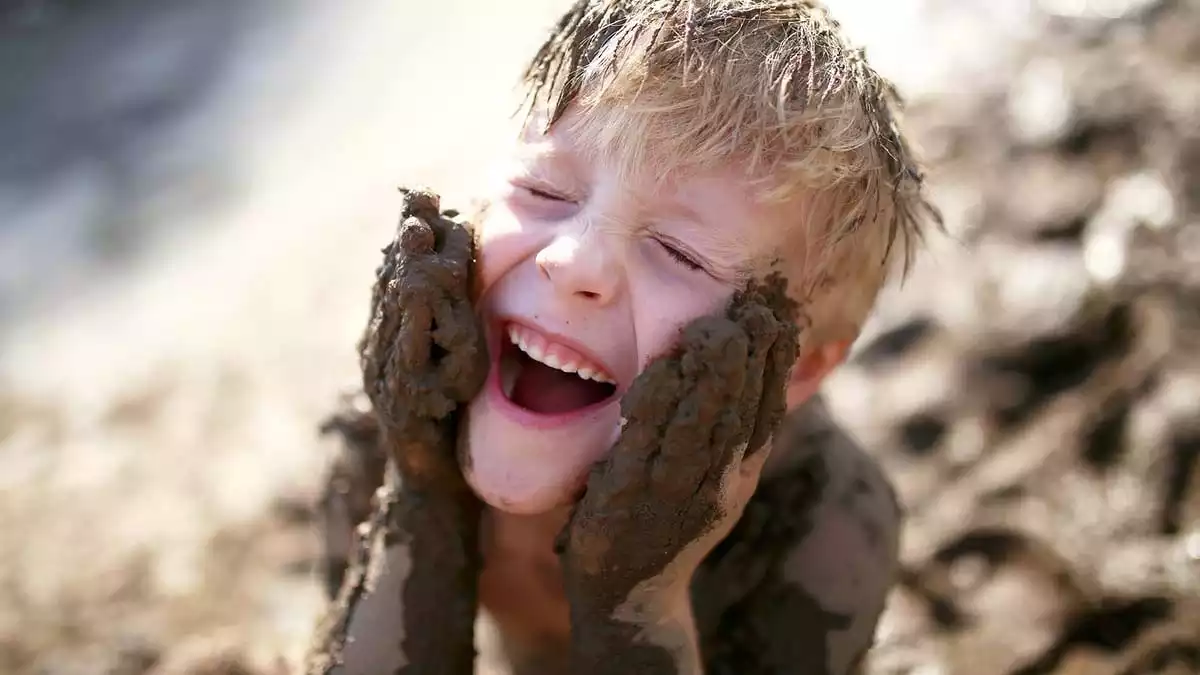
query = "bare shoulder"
(692, 396, 902, 675)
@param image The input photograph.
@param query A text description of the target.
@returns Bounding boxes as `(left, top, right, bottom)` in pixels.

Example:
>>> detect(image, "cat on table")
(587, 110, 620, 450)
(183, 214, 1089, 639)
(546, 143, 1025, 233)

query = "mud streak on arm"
(565, 402, 901, 675)
(307, 452, 481, 675)
(568, 611, 693, 675)
(693, 400, 902, 675)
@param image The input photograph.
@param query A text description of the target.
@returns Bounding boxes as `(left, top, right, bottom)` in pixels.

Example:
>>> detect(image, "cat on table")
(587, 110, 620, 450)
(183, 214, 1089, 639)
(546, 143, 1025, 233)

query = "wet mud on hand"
(557, 274, 802, 673)
(358, 187, 487, 490)
(306, 188, 487, 675)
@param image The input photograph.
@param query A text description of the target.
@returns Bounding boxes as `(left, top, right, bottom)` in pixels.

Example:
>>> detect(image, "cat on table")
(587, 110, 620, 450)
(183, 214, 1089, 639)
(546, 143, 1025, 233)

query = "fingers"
(397, 286, 435, 373)
(398, 216, 436, 256)
(729, 276, 803, 456)
(566, 353, 691, 579)
(397, 187, 442, 224)
(659, 317, 748, 483)
(617, 356, 683, 440)
(398, 186, 472, 273)
(437, 216, 476, 279)
(728, 299, 779, 456)
(748, 312, 801, 454)
(432, 296, 489, 403)
(359, 188, 486, 428)
(604, 356, 682, 497)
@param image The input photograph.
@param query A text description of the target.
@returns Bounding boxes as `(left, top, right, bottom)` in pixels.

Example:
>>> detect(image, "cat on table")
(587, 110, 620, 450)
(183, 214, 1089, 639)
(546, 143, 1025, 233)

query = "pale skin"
(463, 109, 842, 512)
(308, 109, 901, 675)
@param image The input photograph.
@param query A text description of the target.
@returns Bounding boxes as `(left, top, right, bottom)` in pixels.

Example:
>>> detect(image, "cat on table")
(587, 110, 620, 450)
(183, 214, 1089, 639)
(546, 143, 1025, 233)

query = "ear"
(785, 340, 851, 410)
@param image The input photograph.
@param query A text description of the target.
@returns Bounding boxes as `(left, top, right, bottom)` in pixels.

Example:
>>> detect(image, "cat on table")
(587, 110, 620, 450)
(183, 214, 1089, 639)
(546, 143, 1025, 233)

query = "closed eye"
(522, 184, 572, 203)
(654, 237, 705, 272)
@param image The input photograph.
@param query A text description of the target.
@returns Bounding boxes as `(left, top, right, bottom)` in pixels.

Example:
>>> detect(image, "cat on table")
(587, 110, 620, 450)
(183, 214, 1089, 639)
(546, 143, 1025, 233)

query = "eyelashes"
(509, 180, 581, 220)
(513, 174, 579, 204)
(524, 185, 570, 202)
(654, 237, 704, 272)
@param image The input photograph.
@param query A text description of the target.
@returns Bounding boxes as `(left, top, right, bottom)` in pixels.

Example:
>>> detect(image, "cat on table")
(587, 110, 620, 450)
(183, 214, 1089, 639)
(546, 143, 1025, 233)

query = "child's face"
(461, 108, 797, 514)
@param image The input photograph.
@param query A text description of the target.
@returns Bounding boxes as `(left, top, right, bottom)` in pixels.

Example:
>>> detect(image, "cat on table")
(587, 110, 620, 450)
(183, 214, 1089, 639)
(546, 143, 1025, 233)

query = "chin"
(464, 468, 578, 515)
(460, 407, 613, 514)
(459, 386, 621, 515)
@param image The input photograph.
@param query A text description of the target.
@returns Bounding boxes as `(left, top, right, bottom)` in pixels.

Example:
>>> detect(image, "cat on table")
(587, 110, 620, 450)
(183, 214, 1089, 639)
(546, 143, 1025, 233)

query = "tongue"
(511, 359, 613, 414)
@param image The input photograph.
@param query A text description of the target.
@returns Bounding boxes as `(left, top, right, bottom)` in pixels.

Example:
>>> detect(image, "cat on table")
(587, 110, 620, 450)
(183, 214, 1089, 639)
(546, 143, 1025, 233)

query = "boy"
(308, 1, 937, 674)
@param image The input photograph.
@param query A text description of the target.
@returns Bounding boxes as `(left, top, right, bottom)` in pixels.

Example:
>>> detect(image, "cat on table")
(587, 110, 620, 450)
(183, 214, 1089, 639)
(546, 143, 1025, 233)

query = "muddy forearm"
(396, 463, 482, 675)
(308, 188, 485, 674)
(568, 593, 704, 675)
(570, 620, 693, 675)
(307, 458, 481, 675)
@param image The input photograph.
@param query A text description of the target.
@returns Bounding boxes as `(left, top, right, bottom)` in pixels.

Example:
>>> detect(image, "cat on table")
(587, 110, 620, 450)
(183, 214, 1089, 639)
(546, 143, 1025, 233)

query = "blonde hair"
(520, 0, 940, 344)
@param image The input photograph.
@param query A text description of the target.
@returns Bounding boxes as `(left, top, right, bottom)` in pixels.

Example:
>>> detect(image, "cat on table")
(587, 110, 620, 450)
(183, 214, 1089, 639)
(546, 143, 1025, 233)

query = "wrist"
(396, 479, 481, 534)
(569, 597, 702, 675)
(565, 559, 703, 674)
(381, 462, 481, 551)
(563, 549, 699, 622)
(381, 413, 475, 498)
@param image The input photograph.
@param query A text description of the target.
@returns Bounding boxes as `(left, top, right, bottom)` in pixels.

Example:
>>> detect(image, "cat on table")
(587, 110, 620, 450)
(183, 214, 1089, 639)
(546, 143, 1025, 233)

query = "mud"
(11, 4, 1200, 675)
(305, 464, 402, 675)
(693, 434, 842, 675)
(730, 273, 802, 456)
(834, 3, 1200, 671)
(555, 277, 802, 672)
(358, 187, 488, 483)
(310, 271, 904, 675)
(306, 189, 488, 675)
(691, 398, 903, 675)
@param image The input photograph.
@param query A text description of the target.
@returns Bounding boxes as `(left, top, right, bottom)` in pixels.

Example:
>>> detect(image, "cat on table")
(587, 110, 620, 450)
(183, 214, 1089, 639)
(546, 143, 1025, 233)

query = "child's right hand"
(358, 188, 488, 491)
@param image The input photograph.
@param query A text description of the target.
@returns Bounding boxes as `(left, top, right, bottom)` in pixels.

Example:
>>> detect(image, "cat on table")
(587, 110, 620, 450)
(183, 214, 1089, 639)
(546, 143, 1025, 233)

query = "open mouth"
(498, 323, 618, 416)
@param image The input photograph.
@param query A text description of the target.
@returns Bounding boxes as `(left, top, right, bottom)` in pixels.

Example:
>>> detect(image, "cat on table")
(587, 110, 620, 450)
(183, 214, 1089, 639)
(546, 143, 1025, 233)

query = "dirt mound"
(821, 1, 1200, 672)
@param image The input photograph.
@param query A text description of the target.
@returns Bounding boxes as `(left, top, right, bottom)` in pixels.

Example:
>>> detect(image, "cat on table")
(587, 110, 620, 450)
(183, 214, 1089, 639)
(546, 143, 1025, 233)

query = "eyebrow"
(510, 139, 590, 189)
(512, 138, 560, 164)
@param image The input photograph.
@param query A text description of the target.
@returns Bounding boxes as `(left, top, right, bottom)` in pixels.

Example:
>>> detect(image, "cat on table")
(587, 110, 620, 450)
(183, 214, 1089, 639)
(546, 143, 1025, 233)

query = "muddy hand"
(307, 189, 487, 675)
(559, 275, 802, 619)
(358, 188, 488, 488)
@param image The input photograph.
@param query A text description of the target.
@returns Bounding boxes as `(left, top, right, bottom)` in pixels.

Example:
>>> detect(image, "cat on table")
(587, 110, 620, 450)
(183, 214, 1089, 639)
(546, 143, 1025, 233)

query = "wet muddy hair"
(520, 0, 941, 343)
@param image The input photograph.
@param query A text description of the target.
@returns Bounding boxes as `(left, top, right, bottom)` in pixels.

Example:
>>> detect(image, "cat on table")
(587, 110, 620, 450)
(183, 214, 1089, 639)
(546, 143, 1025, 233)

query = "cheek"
(475, 206, 535, 297)
(627, 265, 734, 370)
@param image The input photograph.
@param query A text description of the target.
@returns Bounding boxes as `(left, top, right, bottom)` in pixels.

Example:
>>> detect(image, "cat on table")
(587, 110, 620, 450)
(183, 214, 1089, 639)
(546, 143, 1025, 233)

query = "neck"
(480, 505, 576, 646)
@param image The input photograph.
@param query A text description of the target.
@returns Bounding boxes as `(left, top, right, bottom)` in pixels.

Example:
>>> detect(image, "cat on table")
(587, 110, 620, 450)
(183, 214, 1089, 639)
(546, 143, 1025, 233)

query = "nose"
(535, 228, 623, 304)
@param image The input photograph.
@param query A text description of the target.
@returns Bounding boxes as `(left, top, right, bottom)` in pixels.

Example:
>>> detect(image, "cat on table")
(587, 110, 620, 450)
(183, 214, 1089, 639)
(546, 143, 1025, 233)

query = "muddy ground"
(833, 1, 1200, 671)
(1, 1, 1197, 674)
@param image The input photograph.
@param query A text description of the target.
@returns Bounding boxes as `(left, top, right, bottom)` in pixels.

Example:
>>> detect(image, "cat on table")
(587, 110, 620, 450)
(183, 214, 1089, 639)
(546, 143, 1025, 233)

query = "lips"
(490, 320, 619, 423)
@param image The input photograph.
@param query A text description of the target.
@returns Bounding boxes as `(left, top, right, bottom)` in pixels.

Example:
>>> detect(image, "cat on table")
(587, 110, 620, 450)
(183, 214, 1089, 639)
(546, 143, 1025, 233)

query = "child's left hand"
(557, 280, 801, 665)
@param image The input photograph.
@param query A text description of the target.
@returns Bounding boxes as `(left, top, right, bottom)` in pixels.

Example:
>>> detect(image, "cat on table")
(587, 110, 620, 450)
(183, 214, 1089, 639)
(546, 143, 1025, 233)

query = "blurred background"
(0, 1, 1196, 674)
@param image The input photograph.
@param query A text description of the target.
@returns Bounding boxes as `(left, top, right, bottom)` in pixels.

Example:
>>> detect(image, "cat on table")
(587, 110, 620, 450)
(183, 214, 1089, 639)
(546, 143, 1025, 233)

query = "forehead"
(514, 107, 771, 206)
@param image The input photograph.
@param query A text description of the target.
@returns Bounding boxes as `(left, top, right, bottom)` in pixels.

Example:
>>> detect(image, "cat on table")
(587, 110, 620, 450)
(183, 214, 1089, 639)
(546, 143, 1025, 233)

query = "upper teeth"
(508, 325, 615, 384)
